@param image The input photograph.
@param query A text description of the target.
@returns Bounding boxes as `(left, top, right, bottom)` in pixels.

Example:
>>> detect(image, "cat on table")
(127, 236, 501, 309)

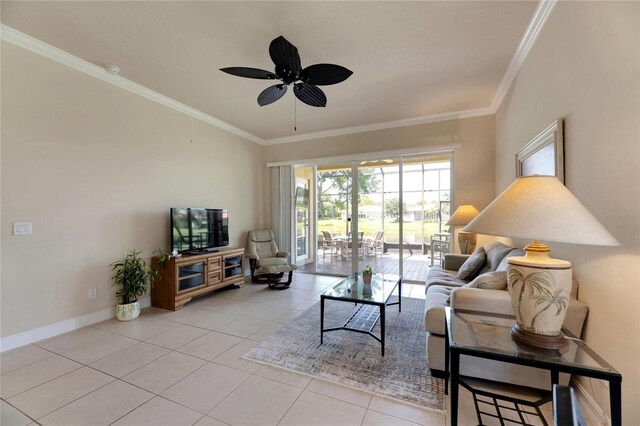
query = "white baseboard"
(0, 297, 151, 353)
(572, 379, 610, 425)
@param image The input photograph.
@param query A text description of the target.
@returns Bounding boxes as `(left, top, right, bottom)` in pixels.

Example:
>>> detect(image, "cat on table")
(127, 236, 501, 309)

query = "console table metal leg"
(398, 279, 402, 312)
(380, 305, 386, 357)
(320, 297, 325, 345)
(610, 380, 622, 426)
(450, 349, 460, 426)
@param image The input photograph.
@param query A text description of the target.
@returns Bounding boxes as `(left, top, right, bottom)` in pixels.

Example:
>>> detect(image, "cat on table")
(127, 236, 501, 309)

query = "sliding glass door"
(297, 153, 451, 282)
(294, 166, 314, 267)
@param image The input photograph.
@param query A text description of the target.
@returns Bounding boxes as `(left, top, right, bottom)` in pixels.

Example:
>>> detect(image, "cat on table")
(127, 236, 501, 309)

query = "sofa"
(424, 242, 590, 390)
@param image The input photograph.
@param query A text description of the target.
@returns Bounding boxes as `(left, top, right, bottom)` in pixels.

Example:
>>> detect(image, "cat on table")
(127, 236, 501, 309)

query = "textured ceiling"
(1, 1, 538, 142)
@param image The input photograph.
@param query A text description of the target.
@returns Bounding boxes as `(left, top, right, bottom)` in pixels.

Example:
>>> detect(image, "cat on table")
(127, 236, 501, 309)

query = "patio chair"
(364, 230, 385, 258)
(341, 232, 364, 259)
(246, 229, 297, 289)
(321, 230, 339, 259)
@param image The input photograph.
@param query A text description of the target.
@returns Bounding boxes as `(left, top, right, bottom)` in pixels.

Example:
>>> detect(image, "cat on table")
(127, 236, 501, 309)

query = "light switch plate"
(13, 222, 32, 235)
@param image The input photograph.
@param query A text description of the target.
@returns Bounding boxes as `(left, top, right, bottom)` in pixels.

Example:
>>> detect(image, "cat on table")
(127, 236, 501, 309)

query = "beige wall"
(1, 42, 264, 338)
(495, 2, 639, 421)
(264, 115, 496, 249)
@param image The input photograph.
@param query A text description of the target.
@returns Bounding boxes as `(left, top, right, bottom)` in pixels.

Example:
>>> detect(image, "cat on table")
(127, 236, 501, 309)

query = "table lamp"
(446, 205, 480, 254)
(463, 176, 618, 349)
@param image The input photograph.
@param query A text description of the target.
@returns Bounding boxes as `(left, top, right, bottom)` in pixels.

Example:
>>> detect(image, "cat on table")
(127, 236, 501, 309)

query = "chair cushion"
(256, 264, 297, 275)
(258, 257, 289, 267)
(457, 247, 486, 280)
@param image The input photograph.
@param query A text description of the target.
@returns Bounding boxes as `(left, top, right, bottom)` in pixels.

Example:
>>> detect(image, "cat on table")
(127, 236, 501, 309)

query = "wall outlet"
(13, 222, 32, 235)
(88, 288, 97, 300)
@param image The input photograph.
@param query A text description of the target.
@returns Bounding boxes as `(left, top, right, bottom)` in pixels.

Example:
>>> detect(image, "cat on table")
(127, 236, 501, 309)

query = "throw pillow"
(446, 271, 508, 304)
(467, 271, 508, 290)
(496, 248, 526, 272)
(456, 247, 487, 281)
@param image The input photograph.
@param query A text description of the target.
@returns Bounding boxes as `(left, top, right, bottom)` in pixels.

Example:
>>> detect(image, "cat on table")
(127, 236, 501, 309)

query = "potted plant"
(111, 249, 169, 321)
(362, 265, 373, 284)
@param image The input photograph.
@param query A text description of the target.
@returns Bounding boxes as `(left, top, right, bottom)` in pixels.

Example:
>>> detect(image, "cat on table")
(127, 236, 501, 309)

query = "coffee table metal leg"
(610, 380, 622, 426)
(380, 305, 385, 357)
(450, 349, 460, 426)
(398, 279, 402, 312)
(320, 296, 325, 345)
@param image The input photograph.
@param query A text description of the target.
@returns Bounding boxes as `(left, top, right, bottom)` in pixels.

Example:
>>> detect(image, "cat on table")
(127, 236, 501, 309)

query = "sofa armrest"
(443, 254, 470, 272)
(451, 288, 590, 338)
(276, 251, 290, 259)
(451, 288, 514, 316)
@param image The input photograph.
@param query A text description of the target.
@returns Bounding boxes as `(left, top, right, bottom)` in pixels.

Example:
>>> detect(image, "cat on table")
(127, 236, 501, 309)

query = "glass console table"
(446, 308, 622, 426)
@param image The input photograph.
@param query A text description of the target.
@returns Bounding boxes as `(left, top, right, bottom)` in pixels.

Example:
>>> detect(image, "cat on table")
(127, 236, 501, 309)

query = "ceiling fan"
(220, 36, 353, 107)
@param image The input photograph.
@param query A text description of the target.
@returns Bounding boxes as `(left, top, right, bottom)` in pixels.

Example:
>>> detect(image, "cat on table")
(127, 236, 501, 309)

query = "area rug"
(243, 296, 446, 412)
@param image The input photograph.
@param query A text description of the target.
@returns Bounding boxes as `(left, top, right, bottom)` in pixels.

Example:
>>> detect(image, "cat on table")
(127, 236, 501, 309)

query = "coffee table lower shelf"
(321, 303, 384, 352)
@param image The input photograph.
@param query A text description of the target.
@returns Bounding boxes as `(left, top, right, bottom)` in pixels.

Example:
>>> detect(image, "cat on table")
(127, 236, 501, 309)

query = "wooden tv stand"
(151, 247, 244, 311)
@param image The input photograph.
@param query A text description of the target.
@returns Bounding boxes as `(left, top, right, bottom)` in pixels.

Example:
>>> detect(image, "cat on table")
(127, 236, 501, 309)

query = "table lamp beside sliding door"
(446, 204, 480, 254)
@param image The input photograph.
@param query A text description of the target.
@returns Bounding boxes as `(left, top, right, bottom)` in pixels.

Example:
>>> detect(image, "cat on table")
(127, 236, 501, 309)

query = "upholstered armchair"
(246, 229, 297, 289)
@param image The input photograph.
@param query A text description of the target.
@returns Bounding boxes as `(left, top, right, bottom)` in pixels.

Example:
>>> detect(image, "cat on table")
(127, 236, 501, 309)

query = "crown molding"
(0, 24, 264, 145)
(263, 107, 492, 145)
(1, 0, 556, 147)
(490, 0, 557, 112)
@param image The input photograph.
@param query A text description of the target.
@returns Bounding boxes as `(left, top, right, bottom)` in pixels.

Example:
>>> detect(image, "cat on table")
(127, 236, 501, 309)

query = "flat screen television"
(171, 208, 229, 254)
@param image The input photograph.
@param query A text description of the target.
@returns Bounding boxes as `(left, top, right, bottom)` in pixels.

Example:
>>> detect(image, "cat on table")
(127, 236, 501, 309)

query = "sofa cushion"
(496, 248, 526, 272)
(478, 242, 515, 274)
(468, 271, 508, 290)
(457, 247, 486, 280)
(424, 286, 453, 335)
(426, 268, 469, 288)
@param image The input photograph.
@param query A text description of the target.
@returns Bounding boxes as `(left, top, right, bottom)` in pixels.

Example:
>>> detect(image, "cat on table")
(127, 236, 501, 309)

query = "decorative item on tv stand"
(464, 176, 618, 349)
(446, 204, 480, 254)
(111, 249, 170, 321)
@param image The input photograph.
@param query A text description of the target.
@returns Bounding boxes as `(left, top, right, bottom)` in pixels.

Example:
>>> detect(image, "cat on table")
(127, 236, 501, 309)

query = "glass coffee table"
(446, 308, 622, 426)
(320, 273, 401, 356)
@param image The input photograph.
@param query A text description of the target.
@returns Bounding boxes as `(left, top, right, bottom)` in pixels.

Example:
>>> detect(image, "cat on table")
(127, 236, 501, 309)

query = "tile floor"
(1, 273, 586, 426)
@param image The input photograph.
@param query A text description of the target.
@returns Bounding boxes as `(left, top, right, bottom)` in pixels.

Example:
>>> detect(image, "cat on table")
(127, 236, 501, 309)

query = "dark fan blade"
(294, 83, 326, 107)
(269, 36, 301, 74)
(257, 84, 288, 106)
(220, 67, 277, 79)
(301, 64, 353, 86)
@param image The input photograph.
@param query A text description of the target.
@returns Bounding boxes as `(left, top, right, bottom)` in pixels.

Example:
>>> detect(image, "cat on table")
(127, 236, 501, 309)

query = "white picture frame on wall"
(516, 119, 564, 184)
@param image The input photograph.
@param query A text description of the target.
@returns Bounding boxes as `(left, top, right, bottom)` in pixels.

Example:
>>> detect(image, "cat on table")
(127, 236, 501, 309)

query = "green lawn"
(317, 219, 445, 244)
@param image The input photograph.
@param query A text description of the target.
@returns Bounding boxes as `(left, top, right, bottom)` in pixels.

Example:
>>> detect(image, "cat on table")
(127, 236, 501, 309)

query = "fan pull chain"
(294, 94, 297, 132)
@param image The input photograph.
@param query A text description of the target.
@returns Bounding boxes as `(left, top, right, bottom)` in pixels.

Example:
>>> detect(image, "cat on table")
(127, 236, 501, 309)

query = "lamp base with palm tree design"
(506, 241, 572, 349)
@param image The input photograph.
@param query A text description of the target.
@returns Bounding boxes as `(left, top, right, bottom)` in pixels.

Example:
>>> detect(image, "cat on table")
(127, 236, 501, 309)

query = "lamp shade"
(446, 205, 480, 226)
(463, 176, 618, 246)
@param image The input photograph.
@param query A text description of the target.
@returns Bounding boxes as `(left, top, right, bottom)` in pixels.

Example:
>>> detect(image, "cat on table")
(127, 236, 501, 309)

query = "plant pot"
(362, 272, 372, 284)
(116, 301, 141, 321)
